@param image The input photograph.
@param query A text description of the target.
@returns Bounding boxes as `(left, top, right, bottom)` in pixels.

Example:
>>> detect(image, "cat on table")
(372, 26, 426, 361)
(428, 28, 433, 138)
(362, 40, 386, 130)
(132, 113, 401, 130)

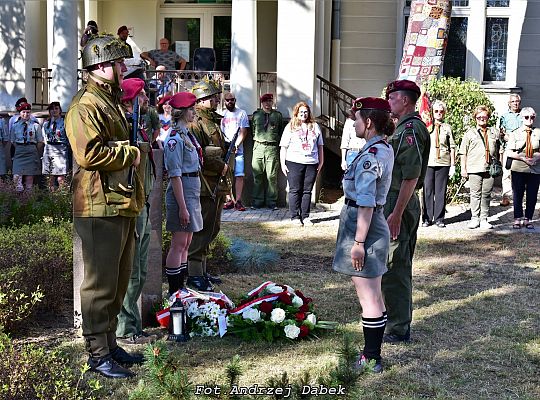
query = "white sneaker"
(480, 220, 493, 230)
(467, 219, 480, 229)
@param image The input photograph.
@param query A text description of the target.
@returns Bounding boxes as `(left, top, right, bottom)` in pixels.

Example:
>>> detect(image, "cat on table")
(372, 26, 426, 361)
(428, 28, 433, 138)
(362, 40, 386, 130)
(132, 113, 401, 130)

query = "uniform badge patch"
(363, 160, 372, 169)
(406, 135, 415, 146)
(406, 122, 414, 128)
(167, 139, 177, 151)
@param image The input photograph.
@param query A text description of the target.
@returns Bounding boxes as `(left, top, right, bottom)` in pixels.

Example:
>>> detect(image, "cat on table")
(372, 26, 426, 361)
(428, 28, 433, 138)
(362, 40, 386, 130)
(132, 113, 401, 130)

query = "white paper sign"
(175, 41, 190, 62)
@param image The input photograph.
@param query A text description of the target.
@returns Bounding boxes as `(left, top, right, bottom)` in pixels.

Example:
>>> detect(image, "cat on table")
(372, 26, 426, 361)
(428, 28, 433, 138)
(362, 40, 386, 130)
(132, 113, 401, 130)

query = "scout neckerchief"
(434, 122, 441, 159)
(22, 121, 28, 143)
(477, 127, 491, 163)
(525, 127, 534, 158)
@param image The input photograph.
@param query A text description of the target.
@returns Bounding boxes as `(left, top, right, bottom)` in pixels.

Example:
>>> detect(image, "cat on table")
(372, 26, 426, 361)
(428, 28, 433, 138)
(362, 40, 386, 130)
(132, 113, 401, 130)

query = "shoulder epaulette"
(368, 147, 378, 155)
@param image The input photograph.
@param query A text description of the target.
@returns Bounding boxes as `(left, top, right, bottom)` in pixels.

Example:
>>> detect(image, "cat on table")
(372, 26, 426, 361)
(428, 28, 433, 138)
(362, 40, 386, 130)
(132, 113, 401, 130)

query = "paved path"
(222, 188, 540, 234)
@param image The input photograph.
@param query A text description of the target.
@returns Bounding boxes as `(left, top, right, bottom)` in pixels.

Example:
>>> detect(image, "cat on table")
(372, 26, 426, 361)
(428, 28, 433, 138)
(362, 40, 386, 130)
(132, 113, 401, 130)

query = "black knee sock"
(362, 314, 386, 361)
(166, 265, 186, 295)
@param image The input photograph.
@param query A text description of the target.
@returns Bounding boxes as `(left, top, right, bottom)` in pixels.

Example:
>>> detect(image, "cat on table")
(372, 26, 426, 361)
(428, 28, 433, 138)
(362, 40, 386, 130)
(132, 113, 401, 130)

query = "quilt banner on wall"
(398, 0, 452, 86)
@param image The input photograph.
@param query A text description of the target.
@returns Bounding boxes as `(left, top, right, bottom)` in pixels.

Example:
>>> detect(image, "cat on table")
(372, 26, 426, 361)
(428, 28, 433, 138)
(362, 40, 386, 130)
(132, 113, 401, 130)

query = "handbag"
(488, 158, 503, 178)
(505, 143, 526, 170)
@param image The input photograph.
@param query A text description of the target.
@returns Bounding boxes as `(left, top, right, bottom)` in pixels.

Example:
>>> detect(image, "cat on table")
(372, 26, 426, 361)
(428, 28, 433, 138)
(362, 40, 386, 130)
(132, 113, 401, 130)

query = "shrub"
(0, 222, 73, 332)
(0, 281, 44, 332)
(207, 232, 233, 274)
(422, 77, 496, 202)
(0, 332, 102, 400)
(230, 238, 279, 273)
(0, 180, 72, 227)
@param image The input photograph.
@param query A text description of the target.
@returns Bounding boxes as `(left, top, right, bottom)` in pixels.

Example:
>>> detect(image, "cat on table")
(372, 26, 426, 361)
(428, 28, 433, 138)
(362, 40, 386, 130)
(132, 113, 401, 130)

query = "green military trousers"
(251, 142, 279, 208)
(188, 193, 225, 276)
(74, 216, 135, 357)
(116, 203, 151, 338)
(381, 192, 420, 337)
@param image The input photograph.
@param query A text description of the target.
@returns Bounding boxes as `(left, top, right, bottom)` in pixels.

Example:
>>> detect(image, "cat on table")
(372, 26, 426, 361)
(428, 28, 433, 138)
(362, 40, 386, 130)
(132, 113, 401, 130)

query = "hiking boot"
(467, 219, 480, 229)
(354, 354, 383, 374)
(234, 200, 246, 211)
(187, 276, 214, 292)
(223, 200, 235, 210)
(109, 346, 144, 365)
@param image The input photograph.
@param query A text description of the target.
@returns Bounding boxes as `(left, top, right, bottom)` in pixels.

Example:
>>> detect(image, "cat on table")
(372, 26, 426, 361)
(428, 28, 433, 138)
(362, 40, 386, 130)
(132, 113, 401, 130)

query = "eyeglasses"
(433, 110, 444, 114)
(225, 98, 236, 102)
(523, 115, 536, 120)
(476, 116, 489, 121)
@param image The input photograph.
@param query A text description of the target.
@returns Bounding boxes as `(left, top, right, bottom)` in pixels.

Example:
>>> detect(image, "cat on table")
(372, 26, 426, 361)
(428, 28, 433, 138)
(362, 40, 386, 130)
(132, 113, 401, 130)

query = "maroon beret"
(351, 97, 391, 115)
(385, 79, 421, 98)
(121, 78, 145, 102)
(117, 25, 128, 35)
(158, 95, 173, 106)
(18, 102, 31, 111)
(260, 93, 273, 102)
(169, 92, 197, 109)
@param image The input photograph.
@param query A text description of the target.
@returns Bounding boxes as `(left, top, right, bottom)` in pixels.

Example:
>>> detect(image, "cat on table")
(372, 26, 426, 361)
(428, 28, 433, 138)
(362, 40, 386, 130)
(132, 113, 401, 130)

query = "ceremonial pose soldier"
(186, 79, 230, 292)
(382, 80, 430, 344)
(251, 93, 284, 209)
(65, 34, 145, 378)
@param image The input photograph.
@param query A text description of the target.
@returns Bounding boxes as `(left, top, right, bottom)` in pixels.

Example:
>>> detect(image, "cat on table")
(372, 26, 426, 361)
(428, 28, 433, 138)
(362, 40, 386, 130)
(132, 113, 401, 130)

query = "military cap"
(82, 34, 133, 69)
(191, 78, 221, 100)
(352, 97, 391, 113)
(18, 102, 31, 111)
(260, 93, 273, 102)
(169, 92, 197, 109)
(121, 78, 145, 102)
(158, 95, 173, 106)
(385, 79, 421, 98)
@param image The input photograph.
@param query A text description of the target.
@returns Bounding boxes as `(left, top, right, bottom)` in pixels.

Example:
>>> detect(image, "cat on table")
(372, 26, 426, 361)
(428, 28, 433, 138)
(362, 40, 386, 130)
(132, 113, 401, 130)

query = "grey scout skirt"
(165, 175, 203, 233)
(13, 144, 41, 175)
(333, 204, 389, 278)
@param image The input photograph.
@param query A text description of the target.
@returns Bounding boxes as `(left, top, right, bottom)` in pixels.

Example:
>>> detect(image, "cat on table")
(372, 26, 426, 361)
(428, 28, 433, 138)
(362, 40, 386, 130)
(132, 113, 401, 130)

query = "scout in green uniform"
(186, 78, 231, 292)
(65, 35, 145, 379)
(116, 78, 158, 344)
(251, 93, 284, 209)
(382, 80, 430, 344)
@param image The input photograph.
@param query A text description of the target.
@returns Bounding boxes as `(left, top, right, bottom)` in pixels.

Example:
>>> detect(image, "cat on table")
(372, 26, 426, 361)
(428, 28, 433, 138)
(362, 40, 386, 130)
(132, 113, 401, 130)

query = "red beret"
(158, 95, 173, 106)
(18, 102, 31, 111)
(351, 97, 391, 114)
(260, 93, 273, 102)
(385, 80, 421, 98)
(121, 78, 145, 102)
(169, 92, 197, 109)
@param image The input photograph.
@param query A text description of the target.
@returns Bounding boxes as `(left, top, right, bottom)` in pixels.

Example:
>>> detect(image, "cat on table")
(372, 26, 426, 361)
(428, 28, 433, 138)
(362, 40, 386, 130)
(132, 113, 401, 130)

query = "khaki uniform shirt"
(459, 127, 500, 174)
(189, 105, 231, 196)
(388, 112, 431, 192)
(65, 78, 144, 218)
(507, 126, 540, 174)
(251, 109, 283, 143)
(427, 122, 455, 167)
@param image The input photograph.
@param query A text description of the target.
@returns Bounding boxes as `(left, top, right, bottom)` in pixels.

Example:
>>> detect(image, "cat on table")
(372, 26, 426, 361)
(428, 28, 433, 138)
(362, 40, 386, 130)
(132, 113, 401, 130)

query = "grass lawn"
(19, 219, 540, 399)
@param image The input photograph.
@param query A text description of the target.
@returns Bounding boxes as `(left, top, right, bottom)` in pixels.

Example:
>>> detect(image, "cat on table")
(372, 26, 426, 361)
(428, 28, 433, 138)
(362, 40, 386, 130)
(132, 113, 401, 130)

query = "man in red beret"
(117, 78, 160, 345)
(382, 79, 430, 344)
(251, 93, 284, 209)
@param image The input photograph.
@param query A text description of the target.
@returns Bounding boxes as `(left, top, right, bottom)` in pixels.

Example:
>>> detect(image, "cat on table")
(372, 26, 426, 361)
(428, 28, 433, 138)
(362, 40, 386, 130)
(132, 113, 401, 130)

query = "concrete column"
(276, 0, 317, 117)
(47, 0, 79, 109)
(230, 0, 258, 113)
(142, 149, 163, 326)
(466, 1, 486, 82)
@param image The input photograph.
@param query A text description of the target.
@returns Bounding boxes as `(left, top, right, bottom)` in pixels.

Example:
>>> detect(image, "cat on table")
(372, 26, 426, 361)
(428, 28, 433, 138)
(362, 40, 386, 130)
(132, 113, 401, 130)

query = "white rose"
(270, 308, 286, 323)
(242, 308, 261, 322)
(285, 285, 295, 294)
(267, 284, 284, 294)
(284, 324, 301, 339)
(291, 295, 304, 308)
(306, 313, 317, 325)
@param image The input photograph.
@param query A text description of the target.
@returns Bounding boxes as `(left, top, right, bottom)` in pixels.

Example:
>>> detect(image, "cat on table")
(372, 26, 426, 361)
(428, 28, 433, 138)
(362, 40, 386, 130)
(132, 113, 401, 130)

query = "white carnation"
(242, 308, 261, 322)
(284, 324, 301, 339)
(291, 295, 304, 307)
(270, 308, 286, 323)
(306, 313, 317, 325)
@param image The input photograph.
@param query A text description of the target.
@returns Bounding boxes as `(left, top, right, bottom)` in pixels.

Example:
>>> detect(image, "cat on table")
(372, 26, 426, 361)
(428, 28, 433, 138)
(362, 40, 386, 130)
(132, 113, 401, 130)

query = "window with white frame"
(402, 0, 514, 84)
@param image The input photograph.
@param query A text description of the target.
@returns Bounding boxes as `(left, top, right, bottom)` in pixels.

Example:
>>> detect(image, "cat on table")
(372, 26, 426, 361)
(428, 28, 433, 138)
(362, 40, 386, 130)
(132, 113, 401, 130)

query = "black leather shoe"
(110, 345, 144, 365)
(383, 332, 411, 344)
(187, 276, 214, 291)
(204, 272, 222, 284)
(88, 355, 135, 378)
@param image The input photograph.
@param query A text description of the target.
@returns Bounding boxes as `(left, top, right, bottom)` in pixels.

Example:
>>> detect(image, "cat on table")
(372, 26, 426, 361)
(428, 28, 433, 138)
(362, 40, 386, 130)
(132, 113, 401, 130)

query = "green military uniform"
(117, 102, 159, 339)
(188, 103, 231, 276)
(382, 111, 430, 337)
(251, 109, 283, 208)
(66, 36, 144, 360)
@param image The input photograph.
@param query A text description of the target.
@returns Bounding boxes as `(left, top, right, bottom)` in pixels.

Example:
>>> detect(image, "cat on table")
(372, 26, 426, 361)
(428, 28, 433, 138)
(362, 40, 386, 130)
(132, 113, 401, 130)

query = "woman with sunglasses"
(333, 97, 395, 373)
(422, 100, 456, 228)
(279, 101, 324, 225)
(507, 107, 540, 229)
(459, 105, 501, 229)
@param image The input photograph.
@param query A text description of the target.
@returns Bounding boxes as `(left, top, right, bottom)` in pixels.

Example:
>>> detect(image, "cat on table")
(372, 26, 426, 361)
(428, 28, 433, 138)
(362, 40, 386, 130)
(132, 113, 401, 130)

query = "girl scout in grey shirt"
(163, 92, 204, 295)
(333, 97, 395, 374)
